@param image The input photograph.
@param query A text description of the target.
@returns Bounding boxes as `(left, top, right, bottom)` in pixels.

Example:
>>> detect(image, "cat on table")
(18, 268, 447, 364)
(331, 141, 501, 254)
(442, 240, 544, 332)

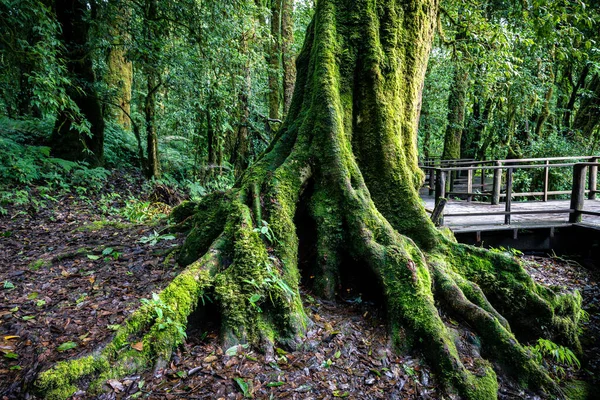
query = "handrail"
(426, 161, 600, 226)
(421, 155, 599, 167)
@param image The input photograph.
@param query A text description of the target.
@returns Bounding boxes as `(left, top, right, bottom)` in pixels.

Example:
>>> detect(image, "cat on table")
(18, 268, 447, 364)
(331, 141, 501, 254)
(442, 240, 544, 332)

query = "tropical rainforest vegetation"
(0, 0, 599, 399)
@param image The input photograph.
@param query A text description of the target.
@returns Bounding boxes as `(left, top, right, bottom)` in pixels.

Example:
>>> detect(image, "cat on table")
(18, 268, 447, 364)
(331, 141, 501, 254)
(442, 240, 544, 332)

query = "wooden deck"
(420, 195, 600, 232)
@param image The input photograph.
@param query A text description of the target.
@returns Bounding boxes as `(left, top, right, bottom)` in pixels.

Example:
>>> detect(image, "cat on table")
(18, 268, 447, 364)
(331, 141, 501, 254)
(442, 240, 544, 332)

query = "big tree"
(37, 1, 582, 399)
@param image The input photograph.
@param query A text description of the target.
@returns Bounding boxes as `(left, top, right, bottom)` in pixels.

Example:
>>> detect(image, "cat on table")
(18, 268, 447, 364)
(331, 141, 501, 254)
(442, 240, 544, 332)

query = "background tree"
(50, 0, 105, 166)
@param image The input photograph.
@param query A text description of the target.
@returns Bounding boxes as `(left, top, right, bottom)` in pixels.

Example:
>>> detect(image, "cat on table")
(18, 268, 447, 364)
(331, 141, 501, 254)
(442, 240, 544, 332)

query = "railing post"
(505, 167, 513, 225)
(588, 157, 598, 200)
(480, 164, 485, 195)
(428, 168, 435, 196)
(448, 161, 455, 193)
(435, 169, 446, 226)
(492, 162, 502, 205)
(570, 163, 587, 223)
(543, 160, 550, 202)
(435, 169, 446, 205)
(467, 169, 473, 202)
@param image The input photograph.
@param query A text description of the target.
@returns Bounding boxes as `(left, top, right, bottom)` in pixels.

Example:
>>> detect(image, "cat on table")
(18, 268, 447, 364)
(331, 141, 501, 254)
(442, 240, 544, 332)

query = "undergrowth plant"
(527, 338, 581, 379)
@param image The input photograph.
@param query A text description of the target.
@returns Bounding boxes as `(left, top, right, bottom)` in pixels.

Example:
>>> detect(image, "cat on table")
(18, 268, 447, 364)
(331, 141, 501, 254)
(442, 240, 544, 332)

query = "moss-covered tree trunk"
(281, 0, 295, 115)
(442, 63, 469, 160)
(37, 1, 584, 399)
(50, 0, 105, 166)
(105, 5, 133, 130)
(268, 0, 282, 120)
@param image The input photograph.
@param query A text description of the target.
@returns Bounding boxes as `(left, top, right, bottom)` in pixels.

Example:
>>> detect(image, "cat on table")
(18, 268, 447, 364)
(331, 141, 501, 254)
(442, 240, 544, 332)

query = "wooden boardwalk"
(420, 194, 600, 232)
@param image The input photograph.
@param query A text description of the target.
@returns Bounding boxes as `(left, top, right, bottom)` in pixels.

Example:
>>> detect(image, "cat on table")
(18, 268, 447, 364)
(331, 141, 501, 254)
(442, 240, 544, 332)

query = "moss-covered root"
(432, 263, 562, 397)
(213, 198, 309, 350)
(351, 232, 496, 399)
(35, 239, 223, 399)
(447, 243, 583, 354)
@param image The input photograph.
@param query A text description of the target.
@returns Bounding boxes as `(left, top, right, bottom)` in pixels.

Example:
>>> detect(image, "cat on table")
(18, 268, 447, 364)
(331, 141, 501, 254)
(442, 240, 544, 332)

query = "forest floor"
(0, 173, 598, 399)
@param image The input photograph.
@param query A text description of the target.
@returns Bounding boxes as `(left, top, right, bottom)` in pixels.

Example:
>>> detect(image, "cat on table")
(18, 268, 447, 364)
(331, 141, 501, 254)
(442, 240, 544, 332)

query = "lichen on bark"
(36, 1, 583, 399)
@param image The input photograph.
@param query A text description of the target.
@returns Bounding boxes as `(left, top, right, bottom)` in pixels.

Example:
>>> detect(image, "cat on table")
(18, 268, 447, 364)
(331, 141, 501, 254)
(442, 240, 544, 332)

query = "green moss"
(178, 193, 229, 266)
(28, 258, 51, 271)
(563, 380, 592, 400)
(461, 363, 498, 399)
(36, 355, 109, 400)
(170, 200, 197, 224)
(75, 219, 129, 232)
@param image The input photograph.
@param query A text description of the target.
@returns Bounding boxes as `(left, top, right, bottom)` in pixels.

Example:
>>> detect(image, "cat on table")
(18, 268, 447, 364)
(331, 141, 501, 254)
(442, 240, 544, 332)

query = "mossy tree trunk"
(442, 62, 469, 161)
(281, 0, 295, 116)
(37, 1, 584, 399)
(50, 0, 105, 166)
(105, 4, 133, 130)
(268, 0, 282, 120)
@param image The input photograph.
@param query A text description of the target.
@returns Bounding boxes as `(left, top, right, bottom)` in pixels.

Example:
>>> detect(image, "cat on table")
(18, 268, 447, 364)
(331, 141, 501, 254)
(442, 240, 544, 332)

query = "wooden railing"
(420, 156, 600, 226)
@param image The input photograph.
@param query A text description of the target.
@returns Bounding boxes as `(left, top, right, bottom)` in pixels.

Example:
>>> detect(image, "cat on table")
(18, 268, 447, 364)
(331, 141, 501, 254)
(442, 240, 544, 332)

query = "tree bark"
(563, 63, 590, 129)
(442, 64, 469, 160)
(573, 73, 600, 138)
(37, 1, 582, 399)
(534, 66, 555, 138)
(281, 0, 295, 115)
(50, 0, 105, 166)
(143, 0, 160, 179)
(105, 4, 132, 130)
(268, 0, 281, 119)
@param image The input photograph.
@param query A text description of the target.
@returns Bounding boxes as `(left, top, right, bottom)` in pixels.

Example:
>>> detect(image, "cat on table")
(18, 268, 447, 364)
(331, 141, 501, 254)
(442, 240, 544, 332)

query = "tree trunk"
(573, 73, 600, 138)
(105, 4, 133, 130)
(268, 0, 281, 119)
(144, 71, 160, 178)
(281, 0, 295, 115)
(534, 67, 555, 138)
(50, 0, 105, 166)
(442, 64, 469, 160)
(563, 63, 590, 129)
(37, 1, 582, 399)
(143, 0, 160, 179)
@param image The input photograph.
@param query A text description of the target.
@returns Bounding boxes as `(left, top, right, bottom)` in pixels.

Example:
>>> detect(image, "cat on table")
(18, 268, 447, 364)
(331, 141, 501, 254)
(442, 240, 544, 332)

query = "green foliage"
(140, 293, 187, 341)
(121, 198, 168, 223)
(139, 231, 176, 246)
(527, 338, 580, 379)
(0, 117, 110, 198)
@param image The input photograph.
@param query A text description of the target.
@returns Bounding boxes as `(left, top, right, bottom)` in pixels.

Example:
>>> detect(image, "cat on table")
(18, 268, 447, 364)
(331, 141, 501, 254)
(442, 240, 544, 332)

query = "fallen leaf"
(131, 342, 144, 351)
(107, 379, 125, 392)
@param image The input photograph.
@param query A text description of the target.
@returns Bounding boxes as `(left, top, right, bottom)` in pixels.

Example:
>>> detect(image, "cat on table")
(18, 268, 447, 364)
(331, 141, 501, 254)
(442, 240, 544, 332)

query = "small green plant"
(3, 280, 15, 289)
(140, 293, 187, 340)
(98, 193, 121, 215)
(122, 197, 169, 223)
(56, 341, 77, 352)
(233, 377, 253, 398)
(253, 220, 279, 245)
(139, 231, 176, 246)
(528, 338, 580, 378)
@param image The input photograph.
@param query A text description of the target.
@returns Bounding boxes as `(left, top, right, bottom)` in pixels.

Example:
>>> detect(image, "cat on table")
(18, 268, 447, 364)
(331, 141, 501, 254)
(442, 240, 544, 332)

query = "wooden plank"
(445, 209, 573, 217)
